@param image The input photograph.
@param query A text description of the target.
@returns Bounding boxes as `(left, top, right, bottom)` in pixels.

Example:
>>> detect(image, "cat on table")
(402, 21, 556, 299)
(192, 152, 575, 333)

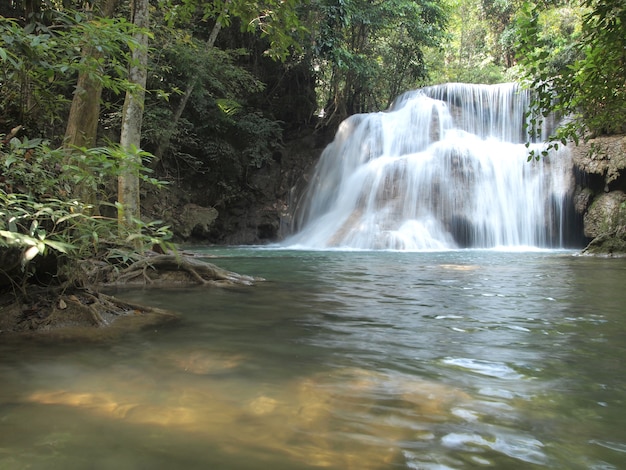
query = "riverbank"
(0, 287, 181, 339)
(0, 253, 262, 338)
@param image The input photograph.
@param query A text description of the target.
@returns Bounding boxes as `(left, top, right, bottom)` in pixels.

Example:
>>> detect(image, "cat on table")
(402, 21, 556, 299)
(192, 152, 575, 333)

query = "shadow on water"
(0, 249, 625, 469)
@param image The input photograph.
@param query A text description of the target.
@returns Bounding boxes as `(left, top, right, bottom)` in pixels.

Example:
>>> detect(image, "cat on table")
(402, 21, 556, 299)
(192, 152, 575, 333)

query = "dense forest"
(1, 0, 625, 310)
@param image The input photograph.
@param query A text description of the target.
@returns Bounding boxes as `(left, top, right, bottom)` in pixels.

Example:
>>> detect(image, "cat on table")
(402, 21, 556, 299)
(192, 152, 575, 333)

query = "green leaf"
(43, 239, 75, 254)
(56, 212, 85, 224)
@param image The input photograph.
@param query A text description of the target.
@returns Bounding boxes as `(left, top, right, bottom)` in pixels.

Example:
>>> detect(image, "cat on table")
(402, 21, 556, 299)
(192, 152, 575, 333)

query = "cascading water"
(286, 83, 576, 250)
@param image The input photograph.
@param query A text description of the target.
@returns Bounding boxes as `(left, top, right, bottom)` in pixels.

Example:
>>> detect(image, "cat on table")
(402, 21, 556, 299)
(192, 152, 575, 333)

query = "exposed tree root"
(0, 252, 261, 337)
(0, 287, 180, 338)
(582, 226, 626, 257)
(107, 254, 261, 287)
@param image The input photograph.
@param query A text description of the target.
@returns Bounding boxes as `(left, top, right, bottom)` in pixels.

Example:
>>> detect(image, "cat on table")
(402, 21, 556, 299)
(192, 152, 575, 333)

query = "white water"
(287, 83, 575, 250)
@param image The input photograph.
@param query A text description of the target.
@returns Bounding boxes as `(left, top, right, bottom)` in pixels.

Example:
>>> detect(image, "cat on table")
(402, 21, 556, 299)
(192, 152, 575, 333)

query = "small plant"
(0, 192, 77, 264)
(1, 134, 174, 287)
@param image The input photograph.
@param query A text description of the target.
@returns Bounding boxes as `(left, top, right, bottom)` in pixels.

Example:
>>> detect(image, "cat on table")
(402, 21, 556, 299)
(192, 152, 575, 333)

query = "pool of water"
(1, 249, 625, 469)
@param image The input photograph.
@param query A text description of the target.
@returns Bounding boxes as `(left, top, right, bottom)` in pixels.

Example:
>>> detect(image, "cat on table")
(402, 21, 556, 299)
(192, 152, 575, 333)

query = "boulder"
(175, 203, 218, 239)
(582, 226, 626, 256)
(583, 191, 626, 239)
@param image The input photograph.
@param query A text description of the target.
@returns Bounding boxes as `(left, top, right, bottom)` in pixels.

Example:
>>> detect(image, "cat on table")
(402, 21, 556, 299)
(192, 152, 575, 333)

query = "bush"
(1, 135, 173, 289)
(516, 0, 626, 159)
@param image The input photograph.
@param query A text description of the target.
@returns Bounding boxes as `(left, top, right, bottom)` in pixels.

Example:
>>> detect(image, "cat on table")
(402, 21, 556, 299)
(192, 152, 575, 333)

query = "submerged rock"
(1, 251, 261, 337)
(21, 365, 474, 469)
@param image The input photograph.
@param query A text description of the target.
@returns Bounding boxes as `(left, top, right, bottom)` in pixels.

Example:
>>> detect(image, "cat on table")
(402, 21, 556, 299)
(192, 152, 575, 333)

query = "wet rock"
(583, 191, 626, 239)
(582, 226, 626, 256)
(574, 187, 594, 214)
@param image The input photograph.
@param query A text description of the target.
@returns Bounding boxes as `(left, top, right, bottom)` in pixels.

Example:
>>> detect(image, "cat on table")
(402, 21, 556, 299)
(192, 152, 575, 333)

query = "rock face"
(177, 204, 218, 239)
(211, 128, 330, 244)
(572, 136, 626, 189)
(144, 126, 330, 245)
(571, 135, 626, 255)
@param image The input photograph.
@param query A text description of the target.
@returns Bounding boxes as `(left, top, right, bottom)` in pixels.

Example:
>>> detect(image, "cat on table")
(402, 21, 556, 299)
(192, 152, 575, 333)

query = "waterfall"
(286, 83, 575, 250)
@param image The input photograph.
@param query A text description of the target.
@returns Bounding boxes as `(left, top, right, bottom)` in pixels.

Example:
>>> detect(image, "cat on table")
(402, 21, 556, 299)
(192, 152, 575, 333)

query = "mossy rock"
(582, 226, 626, 257)
(583, 191, 626, 238)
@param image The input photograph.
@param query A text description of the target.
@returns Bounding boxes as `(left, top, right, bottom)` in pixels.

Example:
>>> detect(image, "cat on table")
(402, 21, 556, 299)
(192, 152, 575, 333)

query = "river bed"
(1, 249, 625, 469)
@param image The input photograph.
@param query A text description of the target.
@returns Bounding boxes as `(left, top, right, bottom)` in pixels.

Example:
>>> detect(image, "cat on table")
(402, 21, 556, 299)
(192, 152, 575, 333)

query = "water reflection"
(0, 250, 625, 469)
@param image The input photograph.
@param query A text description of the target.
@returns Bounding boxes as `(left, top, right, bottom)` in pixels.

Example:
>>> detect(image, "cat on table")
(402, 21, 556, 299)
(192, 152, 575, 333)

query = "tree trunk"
(152, 8, 226, 163)
(64, 0, 118, 207)
(118, 0, 149, 237)
(64, 0, 118, 149)
(153, 76, 196, 163)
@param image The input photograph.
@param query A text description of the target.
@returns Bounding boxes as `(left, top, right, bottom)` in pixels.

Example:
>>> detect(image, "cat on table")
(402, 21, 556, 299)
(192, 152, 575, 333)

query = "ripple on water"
(589, 439, 626, 453)
(442, 357, 524, 380)
(441, 431, 547, 465)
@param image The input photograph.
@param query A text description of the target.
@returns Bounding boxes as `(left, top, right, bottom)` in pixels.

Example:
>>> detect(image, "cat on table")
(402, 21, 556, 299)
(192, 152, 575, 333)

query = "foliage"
(236, 111, 283, 169)
(0, 191, 77, 267)
(0, 136, 174, 285)
(424, 0, 511, 85)
(158, 0, 306, 60)
(572, 0, 626, 135)
(0, 0, 312, 289)
(307, 0, 448, 124)
(143, 37, 266, 151)
(137, 15, 288, 207)
(0, 11, 140, 139)
(515, 0, 626, 159)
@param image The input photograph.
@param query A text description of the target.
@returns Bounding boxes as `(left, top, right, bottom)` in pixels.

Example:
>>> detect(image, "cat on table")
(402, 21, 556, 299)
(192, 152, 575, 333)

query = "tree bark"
(63, 0, 118, 208)
(118, 0, 149, 236)
(64, 0, 118, 150)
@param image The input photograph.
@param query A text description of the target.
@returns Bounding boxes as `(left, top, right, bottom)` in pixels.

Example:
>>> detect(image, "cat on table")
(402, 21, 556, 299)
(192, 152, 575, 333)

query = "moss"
(583, 227, 626, 256)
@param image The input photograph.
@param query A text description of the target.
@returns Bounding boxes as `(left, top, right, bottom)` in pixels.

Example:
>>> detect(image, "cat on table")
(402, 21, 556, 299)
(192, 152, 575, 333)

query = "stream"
(0, 248, 625, 469)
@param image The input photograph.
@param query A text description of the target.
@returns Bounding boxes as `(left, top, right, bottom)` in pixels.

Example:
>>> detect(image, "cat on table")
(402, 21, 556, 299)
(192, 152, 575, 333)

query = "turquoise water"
(0, 249, 625, 469)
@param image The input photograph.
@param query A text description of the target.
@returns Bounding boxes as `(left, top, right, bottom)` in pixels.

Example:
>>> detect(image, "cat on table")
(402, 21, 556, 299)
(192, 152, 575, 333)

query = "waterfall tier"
(286, 83, 575, 250)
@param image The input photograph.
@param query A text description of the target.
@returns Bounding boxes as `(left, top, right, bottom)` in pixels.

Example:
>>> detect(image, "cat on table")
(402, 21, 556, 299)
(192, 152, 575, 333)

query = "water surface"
(1, 249, 625, 469)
